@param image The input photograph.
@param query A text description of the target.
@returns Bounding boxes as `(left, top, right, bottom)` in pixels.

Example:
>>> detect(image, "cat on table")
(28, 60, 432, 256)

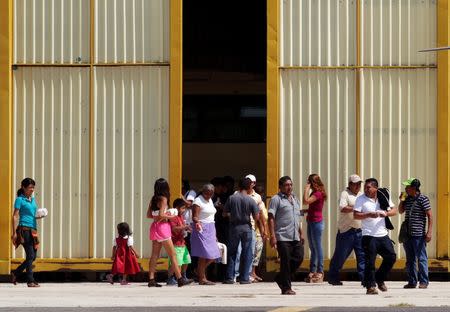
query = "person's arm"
(303, 184, 318, 205)
(398, 200, 405, 214)
(11, 209, 19, 242)
(268, 213, 277, 248)
(299, 226, 305, 245)
(158, 197, 176, 220)
(146, 201, 153, 219)
(353, 198, 378, 220)
(222, 198, 231, 218)
(111, 246, 117, 260)
(425, 209, 433, 242)
(192, 204, 202, 231)
(129, 246, 139, 258)
(339, 191, 354, 213)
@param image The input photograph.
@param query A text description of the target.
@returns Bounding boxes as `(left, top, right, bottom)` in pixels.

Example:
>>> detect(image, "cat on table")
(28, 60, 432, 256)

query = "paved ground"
(0, 282, 448, 310)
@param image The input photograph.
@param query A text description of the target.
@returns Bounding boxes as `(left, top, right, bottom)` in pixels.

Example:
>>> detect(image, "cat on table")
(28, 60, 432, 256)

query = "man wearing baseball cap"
(328, 174, 365, 286)
(399, 178, 432, 289)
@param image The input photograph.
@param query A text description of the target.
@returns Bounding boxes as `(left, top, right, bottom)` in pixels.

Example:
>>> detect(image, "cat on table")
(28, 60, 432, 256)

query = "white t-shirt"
(354, 194, 394, 237)
(185, 190, 197, 202)
(113, 235, 134, 247)
(193, 195, 216, 223)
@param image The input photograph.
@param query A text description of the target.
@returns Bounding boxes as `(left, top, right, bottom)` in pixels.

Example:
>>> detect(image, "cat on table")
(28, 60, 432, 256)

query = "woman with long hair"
(11, 178, 42, 287)
(147, 178, 191, 287)
(302, 174, 327, 283)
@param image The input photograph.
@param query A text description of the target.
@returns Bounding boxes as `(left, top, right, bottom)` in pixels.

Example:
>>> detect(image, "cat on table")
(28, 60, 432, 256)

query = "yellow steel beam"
(169, 0, 183, 196)
(88, 0, 95, 258)
(437, 0, 450, 265)
(0, 0, 13, 275)
(266, 0, 280, 266)
(266, 258, 449, 272)
(10, 258, 169, 272)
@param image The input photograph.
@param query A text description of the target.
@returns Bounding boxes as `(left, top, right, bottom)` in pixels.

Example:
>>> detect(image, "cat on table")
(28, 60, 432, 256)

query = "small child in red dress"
(107, 222, 141, 285)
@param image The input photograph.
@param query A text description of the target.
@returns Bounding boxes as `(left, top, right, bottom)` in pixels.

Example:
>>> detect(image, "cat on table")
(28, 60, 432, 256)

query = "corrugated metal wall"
(13, 67, 90, 258)
(361, 0, 436, 66)
(281, 0, 356, 66)
(95, 0, 169, 63)
(92, 66, 169, 258)
(13, 0, 171, 261)
(280, 0, 437, 259)
(360, 68, 437, 257)
(14, 0, 90, 64)
(280, 69, 357, 258)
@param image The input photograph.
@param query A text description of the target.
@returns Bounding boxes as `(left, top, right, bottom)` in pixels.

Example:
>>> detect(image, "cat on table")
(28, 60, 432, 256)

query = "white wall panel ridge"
(14, 0, 90, 64)
(281, 0, 356, 67)
(93, 66, 169, 258)
(95, 0, 170, 63)
(13, 67, 90, 258)
(361, 0, 436, 66)
(280, 69, 357, 259)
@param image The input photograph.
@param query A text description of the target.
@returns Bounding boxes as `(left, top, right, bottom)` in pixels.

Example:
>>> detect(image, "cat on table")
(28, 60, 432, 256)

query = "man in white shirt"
(354, 178, 397, 295)
(328, 174, 365, 286)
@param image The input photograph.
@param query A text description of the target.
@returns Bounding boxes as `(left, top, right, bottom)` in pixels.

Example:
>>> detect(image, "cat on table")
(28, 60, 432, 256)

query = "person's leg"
(290, 240, 304, 277)
(416, 236, 429, 286)
(149, 241, 162, 280)
(252, 234, 264, 279)
(275, 241, 292, 292)
(22, 231, 37, 284)
(235, 242, 242, 279)
(353, 230, 366, 284)
(307, 222, 317, 273)
(316, 221, 324, 273)
(162, 240, 182, 279)
(362, 236, 377, 289)
(197, 258, 206, 282)
(246, 229, 256, 276)
(239, 230, 253, 282)
(403, 237, 418, 286)
(226, 227, 240, 281)
(328, 230, 354, 283)
(375, 236, 396, 286)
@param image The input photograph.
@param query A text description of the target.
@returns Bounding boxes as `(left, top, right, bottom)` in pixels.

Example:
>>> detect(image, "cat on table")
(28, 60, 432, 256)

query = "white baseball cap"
(245, 174, 256, 182)
(348, 174, 363, 184)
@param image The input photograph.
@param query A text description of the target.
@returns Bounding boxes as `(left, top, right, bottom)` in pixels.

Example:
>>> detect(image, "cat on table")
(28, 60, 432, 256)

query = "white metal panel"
(280, 0, 357, 67)
(360, 68, 437, 257)
(14, 0, 90, 64)
(280, 69, 357, 260)
(95, 0, 169, 63)
(361, 0, 437, 66)
(93, 66, 169, 258)
(13, 67, 90, 258)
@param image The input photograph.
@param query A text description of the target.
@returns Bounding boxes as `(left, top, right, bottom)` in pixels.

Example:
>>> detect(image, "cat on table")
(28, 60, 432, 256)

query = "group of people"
(10, 173, 433, 296)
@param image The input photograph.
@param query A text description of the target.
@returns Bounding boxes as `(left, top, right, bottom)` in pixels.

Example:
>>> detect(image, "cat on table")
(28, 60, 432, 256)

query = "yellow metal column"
(0, 0, 12, 274)
(437, 0, 450, 267)
(266, 0, 280, 272)
(169, 0, 183, 196)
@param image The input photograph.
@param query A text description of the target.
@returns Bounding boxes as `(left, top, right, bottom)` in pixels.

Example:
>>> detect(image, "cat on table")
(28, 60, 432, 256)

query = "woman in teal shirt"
(11, 178, 41, 287)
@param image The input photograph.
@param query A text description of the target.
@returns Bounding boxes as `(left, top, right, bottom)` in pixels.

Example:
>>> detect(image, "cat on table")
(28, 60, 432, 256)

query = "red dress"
(112, 236, 141, 275)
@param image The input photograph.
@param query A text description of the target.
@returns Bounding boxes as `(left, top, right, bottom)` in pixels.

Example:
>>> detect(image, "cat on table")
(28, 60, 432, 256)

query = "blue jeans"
(307, 220, 324, 273)
(403, 236, 429, 286)
(235, 229, 256, 277)
(328, 228, 365, 282)
(13, 229, 37, 283)
(226, 225, 253, 282)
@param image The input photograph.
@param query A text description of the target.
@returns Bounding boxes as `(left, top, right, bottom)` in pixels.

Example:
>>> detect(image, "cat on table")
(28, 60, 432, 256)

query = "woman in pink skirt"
(147, 178, 191, 288)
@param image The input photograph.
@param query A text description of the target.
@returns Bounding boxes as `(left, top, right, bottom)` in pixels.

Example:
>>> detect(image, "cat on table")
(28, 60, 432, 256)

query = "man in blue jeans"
(222, 178, 264, 284)
(328, 174, 365, 285)
(399, 178, 432, 289)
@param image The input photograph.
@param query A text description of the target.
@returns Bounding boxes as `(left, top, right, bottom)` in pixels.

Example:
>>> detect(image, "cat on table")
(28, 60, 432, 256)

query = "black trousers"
(14, 230, 37, 283)
(362, 235, 396, 288)
(275, 241, 304, 291)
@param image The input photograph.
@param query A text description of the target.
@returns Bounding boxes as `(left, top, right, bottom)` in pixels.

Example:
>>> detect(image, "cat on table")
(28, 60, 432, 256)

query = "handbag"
(398, 198, 416, 243)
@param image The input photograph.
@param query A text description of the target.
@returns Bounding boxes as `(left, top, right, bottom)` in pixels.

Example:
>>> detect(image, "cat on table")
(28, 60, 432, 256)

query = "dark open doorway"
(182, 1, 267, 192)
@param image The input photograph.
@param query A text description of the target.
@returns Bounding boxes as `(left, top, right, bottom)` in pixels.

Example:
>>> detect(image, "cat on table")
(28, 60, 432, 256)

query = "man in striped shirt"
(399, 178, 433, 289)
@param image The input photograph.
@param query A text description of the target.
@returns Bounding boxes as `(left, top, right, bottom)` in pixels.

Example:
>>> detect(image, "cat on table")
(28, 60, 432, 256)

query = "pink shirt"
(307, 191, 325, 222)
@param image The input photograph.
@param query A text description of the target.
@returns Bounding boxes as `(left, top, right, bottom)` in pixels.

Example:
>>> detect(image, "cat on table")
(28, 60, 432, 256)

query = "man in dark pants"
(328, 174, 365, 285)
(354, 178, 397, 295)
(268, 176, 304, 295)
(222, 178, 264, 284)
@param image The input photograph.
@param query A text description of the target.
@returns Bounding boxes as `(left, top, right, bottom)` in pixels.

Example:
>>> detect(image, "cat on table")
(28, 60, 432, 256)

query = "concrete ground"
(0, 282, 449, 310)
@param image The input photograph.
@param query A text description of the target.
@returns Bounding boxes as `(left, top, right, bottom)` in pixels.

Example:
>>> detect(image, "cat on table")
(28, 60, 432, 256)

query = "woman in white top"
(190, 184, 220, 285)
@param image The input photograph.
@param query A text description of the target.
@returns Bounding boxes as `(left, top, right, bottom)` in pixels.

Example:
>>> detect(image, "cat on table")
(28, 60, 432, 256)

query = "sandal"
(148, 279, 162, 287)
(199, 280, 215, 285)
(106, 274, 114, 285)
(27, 282, 40, 288)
